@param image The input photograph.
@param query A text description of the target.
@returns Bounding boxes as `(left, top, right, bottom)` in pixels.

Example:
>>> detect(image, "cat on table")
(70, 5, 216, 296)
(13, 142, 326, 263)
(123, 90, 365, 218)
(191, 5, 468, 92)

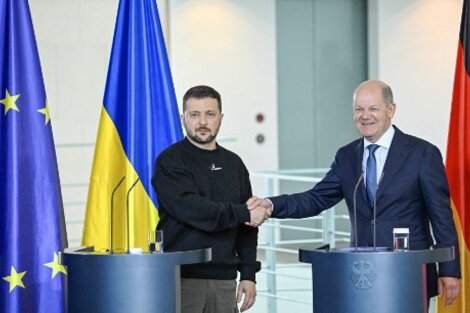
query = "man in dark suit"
(247, 80, 460, 307)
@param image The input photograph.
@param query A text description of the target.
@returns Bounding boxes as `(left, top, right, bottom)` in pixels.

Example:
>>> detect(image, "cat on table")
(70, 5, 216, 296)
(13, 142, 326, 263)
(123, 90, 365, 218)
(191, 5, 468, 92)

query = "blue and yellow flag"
(82, 0, 183, 252)
(0, 0, 68, 312)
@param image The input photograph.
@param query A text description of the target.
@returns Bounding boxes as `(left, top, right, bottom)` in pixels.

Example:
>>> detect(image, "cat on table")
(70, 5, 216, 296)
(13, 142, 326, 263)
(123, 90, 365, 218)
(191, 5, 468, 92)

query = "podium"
(299, 245, 454, 313)
(61, 247, 211, 313)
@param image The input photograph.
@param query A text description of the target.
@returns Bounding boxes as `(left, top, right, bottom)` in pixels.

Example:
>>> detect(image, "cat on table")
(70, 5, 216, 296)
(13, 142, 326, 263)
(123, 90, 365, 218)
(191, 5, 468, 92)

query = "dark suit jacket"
(270, 126, 460, 297)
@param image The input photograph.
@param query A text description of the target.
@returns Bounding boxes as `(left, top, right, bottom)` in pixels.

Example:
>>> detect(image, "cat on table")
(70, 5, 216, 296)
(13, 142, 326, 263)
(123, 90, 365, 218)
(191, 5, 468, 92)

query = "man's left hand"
(237, 280, 256, 312)
(438, 276, 460, 307)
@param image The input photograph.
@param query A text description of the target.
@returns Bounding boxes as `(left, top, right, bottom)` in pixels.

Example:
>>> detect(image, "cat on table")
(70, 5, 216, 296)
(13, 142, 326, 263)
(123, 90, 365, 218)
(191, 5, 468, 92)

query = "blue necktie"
(366, 144, 380, 208)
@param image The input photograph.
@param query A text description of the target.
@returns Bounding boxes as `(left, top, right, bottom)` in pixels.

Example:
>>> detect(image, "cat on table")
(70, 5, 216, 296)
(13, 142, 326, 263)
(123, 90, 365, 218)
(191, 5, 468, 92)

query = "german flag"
(438, 0, 470, 311)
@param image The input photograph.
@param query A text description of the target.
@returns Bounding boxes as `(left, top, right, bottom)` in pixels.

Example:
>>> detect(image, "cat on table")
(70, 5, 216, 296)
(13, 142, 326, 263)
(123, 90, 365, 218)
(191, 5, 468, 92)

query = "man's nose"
(361, 110, 372, 119)
(198, 114, 208, 125)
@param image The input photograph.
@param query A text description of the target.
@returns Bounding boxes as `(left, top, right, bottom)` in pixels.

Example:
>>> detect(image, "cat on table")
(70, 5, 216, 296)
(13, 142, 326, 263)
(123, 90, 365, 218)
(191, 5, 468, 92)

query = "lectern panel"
(299, 246, 454, 313)
(61, 248, 211, 313)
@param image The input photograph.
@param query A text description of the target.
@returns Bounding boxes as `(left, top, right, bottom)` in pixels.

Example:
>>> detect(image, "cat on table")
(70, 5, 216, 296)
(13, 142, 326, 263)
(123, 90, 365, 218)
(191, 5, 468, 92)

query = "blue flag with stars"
(0, 0, 68, 312)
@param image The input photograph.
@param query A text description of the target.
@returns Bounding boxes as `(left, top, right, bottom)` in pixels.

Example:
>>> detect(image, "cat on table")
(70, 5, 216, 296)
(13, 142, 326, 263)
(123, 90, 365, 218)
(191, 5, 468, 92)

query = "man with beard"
(152, 85, 268, 313)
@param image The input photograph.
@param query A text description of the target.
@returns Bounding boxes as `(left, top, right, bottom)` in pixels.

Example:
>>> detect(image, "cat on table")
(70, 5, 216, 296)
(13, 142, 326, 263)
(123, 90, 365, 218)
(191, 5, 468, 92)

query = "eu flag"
(82, 0, 183, 252)
(0, 0, 68, 312)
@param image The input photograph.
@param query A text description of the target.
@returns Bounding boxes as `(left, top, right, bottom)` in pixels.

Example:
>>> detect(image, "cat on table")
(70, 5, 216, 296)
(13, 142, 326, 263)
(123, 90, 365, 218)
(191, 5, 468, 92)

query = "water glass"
(148, 229, 164, 253)
(393, 228, 409, 251)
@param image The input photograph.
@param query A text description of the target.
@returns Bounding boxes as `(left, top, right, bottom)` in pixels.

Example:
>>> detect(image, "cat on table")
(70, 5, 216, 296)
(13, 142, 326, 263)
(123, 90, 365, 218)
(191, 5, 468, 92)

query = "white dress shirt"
(362, 125, 395, 185)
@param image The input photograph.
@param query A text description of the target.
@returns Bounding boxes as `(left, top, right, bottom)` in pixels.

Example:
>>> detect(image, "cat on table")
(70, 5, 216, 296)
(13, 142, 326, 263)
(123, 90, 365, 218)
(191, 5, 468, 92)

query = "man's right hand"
(245, 196, 272, 227)
(246, 196, 272, 211)
(246, 206, 270, 227)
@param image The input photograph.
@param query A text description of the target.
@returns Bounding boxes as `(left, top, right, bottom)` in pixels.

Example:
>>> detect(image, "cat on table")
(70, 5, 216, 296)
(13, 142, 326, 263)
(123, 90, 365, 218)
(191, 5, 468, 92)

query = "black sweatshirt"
(151, 138, 261, 282)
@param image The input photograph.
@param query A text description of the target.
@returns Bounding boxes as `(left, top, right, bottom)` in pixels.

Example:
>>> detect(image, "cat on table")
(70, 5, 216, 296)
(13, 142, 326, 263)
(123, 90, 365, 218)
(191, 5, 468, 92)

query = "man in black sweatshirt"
(152, 85, 267, 313)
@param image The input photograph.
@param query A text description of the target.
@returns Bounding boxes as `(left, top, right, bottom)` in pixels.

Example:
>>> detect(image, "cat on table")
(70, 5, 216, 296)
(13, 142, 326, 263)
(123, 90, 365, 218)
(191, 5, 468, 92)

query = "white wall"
(369, 0, 463, 155)
(29, 0, 118, 245)
(30, 0, 279, 173)
(168, 0, 278, 173)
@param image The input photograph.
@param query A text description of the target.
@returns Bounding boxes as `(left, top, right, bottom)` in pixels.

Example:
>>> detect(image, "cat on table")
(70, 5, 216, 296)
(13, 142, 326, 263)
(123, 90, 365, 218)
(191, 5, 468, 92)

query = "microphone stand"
(353, 171, 365, 252)
(110, 176, 126, 254)
(373, 172, 385, 252)
(126, 178, 141, 254)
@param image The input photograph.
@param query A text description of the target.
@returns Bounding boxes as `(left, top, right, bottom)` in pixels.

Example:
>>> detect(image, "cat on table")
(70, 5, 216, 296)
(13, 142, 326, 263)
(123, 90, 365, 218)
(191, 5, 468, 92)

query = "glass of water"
(148, 229, 164, 254)
(393, 228, 409, 251)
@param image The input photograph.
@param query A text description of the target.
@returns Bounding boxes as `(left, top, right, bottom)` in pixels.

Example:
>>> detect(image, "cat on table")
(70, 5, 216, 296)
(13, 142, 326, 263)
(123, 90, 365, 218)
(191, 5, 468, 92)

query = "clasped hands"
(245, 196, 272, 227)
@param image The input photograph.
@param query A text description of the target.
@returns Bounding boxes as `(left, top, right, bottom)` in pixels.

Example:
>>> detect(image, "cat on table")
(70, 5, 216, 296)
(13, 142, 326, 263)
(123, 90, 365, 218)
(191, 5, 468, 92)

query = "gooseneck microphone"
(353, 171, 365, 252)
(110, 176, 126, 254)
(372, 172, 385, 252)
(126, 178, 141, 254)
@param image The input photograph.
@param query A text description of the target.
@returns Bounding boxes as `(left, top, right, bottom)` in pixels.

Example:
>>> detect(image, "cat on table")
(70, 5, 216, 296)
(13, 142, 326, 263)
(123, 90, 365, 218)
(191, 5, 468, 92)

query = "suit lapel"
(353, 139, 364, 181)
(376, 127, 412, 202)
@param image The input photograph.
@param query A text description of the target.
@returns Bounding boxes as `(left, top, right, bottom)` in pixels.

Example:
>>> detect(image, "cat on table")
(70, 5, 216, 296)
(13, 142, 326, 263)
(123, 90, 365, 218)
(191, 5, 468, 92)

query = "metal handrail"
(56, 139, 346, 312)
(250, 169, 350, 312)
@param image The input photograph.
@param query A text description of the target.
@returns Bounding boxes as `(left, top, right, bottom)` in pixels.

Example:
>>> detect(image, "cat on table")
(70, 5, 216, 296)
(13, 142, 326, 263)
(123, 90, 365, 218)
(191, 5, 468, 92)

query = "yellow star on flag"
(0, 89, 20, 116)
(44, 252, 67, 278)
(2, 266, 26, 293)
(37, 100, 51, 124)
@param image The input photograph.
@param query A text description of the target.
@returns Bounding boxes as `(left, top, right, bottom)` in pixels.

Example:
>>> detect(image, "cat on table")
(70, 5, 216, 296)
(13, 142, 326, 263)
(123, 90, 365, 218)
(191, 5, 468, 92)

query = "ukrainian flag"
(82, 0, 183, 252)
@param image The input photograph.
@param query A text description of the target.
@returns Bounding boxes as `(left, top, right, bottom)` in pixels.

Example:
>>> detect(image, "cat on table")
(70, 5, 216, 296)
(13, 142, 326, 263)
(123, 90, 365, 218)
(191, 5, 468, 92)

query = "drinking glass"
(393, 228, 409, 251)
(148, 229, 164, 253)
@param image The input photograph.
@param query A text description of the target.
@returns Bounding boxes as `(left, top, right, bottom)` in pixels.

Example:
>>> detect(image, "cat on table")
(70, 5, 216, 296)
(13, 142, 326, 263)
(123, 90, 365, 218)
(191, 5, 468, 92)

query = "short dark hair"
(182, 85, 222, 112)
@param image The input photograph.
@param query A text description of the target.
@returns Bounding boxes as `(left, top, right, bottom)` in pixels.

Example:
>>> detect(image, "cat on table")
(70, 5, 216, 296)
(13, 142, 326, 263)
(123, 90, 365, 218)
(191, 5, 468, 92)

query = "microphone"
(110, 176, 126, 254)
(126, 178, 141, 254)
(372, 172, 385, 252)
(353, 171, 365, 252)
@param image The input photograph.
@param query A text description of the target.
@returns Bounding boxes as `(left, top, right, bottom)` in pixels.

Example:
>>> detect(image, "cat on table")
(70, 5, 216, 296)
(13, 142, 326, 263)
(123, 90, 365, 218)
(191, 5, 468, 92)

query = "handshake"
(245, 196, 272, 227)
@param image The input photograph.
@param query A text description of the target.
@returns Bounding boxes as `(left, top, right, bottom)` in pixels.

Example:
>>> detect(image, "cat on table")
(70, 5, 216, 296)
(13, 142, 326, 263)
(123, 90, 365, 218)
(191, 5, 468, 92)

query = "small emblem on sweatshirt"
(209, 163, 222, 171)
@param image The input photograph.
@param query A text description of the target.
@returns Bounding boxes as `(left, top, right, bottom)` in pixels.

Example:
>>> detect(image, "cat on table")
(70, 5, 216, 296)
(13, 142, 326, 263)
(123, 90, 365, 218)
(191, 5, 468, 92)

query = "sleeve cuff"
(239, 261, 262, 282)
(235, 204, 250, 223)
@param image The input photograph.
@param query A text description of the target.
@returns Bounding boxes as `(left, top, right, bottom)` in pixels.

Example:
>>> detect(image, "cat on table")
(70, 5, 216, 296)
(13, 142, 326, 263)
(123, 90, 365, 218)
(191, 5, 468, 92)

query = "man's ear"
(388, 102, 396, 119)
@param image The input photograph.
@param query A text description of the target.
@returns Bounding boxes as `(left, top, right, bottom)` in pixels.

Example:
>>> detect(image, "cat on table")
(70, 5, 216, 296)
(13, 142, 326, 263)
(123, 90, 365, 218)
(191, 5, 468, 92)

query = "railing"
(56, 138, 351, 312)
(56, 135, 440, 313)
(250, 169, 350, 312)
(55, 142, 94, 247)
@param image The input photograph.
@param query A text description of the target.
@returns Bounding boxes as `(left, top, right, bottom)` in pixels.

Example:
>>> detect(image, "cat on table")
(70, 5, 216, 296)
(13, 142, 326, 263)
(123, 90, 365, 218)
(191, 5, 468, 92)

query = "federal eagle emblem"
(350, 261, 377, 290)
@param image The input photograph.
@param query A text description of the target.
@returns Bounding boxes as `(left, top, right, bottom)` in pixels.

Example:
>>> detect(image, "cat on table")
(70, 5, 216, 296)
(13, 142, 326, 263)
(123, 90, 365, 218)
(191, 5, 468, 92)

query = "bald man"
(248, 80, 460, 308)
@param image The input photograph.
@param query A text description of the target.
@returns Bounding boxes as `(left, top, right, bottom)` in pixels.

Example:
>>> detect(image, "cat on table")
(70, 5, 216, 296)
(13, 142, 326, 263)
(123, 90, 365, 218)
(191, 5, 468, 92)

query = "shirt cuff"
(265, 198, 274, 215)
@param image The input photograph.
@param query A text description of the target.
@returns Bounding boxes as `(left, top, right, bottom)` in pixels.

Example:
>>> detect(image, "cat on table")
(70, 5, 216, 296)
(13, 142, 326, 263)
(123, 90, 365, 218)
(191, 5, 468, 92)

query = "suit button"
(371, 220, 376, 225)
